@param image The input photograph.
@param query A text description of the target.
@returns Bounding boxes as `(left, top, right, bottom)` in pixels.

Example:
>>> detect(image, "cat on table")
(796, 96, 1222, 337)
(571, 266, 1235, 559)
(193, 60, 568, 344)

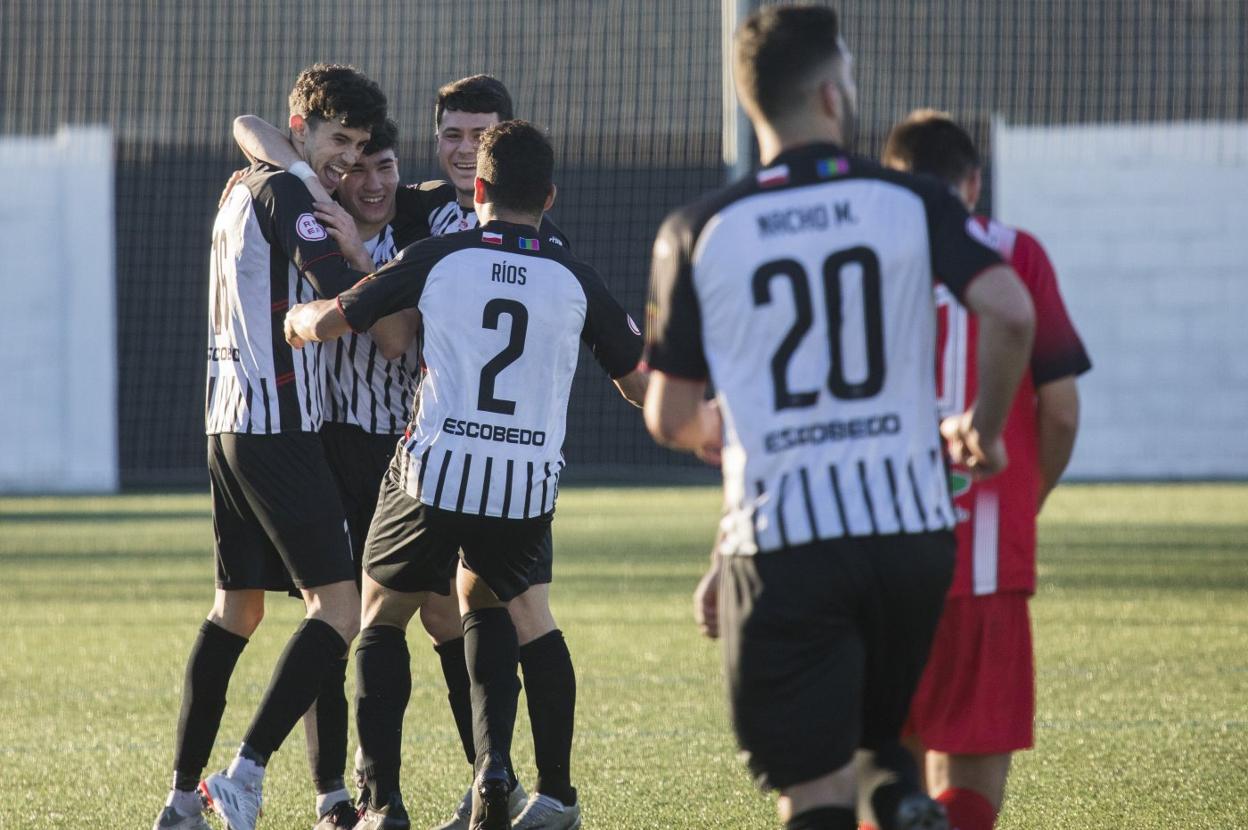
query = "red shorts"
(904, 592, 1034, 754)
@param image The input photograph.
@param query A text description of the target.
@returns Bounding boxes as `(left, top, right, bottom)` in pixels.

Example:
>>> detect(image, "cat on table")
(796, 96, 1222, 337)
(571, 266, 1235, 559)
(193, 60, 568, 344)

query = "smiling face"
(436, 110, 501, 200)
(297, 116, 374, 193)
(336, 147, 399, 231)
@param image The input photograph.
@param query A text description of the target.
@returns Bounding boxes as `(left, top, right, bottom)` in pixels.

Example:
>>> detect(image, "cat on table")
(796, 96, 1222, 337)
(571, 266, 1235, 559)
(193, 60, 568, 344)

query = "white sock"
(316, 788, 351, 816)
(226, 754, 265, 787)
(166, 788, 203, 815)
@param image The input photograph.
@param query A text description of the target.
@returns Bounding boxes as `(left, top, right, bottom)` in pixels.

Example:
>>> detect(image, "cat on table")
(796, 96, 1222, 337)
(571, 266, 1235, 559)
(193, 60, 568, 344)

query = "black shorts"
(208, 432, 354, 592)
(320, 421, 402, 577)
(720, 531, 954, 791)
(363, 471, 553, 602)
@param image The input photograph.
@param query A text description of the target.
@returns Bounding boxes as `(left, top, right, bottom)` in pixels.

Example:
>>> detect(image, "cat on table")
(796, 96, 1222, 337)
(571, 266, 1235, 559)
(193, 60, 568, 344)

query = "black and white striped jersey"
(322, 226, 422, 435)
(338, 221, 642, 518)
(394, 180, 571, 247)
(207, 163, 366, 435)
(645, 143, 1003, 555)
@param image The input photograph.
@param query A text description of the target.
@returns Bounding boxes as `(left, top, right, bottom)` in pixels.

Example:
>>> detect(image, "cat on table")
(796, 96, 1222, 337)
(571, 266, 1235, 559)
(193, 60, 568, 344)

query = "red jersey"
(936, 217, 1090, 597)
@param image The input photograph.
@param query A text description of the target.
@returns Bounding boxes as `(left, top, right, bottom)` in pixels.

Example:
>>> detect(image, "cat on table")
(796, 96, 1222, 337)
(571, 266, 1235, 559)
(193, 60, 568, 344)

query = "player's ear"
(473, 177, 488, 206)
(542, 183, 557, 213)
(289, 113, 307, 140)
(818, 79, 841, 124)
(963, 168, 984, 212)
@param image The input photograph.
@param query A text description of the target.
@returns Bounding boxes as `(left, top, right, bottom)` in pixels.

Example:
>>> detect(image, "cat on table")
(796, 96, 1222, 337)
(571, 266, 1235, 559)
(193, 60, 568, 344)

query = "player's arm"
(370, 309, 422, 361)
(925, 189, 1034, 476)
(262, 174, 367, 298)
(613, 367, 649, 408)
(1015, 230, 1091, 510)
(641, 212, 723, 464)
(233, 114, 332, 203)
(285, 299, 349, 346)
(1036, 377, 1080, 509)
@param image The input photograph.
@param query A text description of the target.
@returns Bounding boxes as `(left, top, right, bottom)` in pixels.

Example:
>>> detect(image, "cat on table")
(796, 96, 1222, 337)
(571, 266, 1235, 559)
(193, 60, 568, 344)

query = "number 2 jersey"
(207, 162, 365, 434)
(938, 217, 1090, 596)
(337, 220, 641, 518)
(645, 142, 1003, 555)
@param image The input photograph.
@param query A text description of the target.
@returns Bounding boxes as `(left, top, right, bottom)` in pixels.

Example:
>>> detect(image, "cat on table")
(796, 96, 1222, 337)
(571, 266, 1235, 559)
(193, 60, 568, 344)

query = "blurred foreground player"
(881, 109, 1090, 830)
(284, 121, 646, 830)
(643, 7, 1036, 830)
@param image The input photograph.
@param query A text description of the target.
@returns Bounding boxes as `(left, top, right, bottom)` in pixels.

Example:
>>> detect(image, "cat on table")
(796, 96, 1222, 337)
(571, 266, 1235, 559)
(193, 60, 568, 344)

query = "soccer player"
(881, 110, 1090, 830)
(284, 119, 647, 830)
(643, 7, 1036, 830)
(234, 76, 586, 830)
(150, 64, 386, 830)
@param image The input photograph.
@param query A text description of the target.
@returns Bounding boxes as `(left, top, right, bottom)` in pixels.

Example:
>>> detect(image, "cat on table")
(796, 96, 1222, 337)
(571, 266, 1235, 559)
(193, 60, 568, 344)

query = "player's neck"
(355, 215, 392, 244)
(477, 203, 541, 231)
(456, 189, 475, 211)
(756, 121, 846, 166)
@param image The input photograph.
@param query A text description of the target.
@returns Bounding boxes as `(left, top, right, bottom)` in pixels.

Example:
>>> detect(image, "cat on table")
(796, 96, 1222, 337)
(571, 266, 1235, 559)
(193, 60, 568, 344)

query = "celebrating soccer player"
(643, 6, 1037, 830)
(152, 64, 387, 830)
(284, 120, 646, 830)
(881, 110, 1091, 830)
(232, 76, 587, 830)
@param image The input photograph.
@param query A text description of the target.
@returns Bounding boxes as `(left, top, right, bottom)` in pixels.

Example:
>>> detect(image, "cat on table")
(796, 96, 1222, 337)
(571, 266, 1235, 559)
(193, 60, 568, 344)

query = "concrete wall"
(994, 121, 1248, 479)
(0, 127, 117, 492)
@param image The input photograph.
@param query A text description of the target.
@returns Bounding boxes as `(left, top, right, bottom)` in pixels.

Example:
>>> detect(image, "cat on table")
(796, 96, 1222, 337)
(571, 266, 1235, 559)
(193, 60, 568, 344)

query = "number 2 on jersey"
(752, 246, 885, 411)
(478, 298, 529, 415)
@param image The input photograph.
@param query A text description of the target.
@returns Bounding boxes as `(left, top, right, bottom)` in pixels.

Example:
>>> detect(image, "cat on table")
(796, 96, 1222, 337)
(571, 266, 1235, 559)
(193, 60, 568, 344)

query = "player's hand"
(217, 167, 248, 208)
(284, 307, 308, 349)
(313, 199, 371, 271)
(693, 559, 722, 639)
(941, 410, 1007, 479)
(695, 399, 724, 466)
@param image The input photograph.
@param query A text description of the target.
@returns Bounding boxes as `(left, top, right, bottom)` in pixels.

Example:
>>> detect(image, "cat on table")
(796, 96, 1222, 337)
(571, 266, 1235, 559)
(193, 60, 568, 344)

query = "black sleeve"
(391, 186, 432, 249)
(921, 185, 1004, 300)
(336, 240, 440, 333)
(259, 172, 367, 298)
(538, 214, 573, 253)
(572, 262, 643, 379)
(642, 210, 708, 380)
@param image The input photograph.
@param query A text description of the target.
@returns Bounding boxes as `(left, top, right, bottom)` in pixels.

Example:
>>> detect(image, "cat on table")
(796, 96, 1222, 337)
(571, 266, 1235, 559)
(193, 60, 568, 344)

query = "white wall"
(993, 121, 1248, 479)
(0, 127, 117, 492)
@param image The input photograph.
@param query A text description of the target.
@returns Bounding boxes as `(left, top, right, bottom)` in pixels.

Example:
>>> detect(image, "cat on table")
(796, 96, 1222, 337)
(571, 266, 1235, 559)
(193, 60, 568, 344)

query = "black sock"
(241, 618, 347, 762)
(519, 630, 577, 805)
(860, 741, 922, 830)
(462, 608, 520, 773)
(434, 637, 476, 767)
(355, 625, 411, 809)
(172, 620, 248, 791)
(786, 806, 857, 830)
(307, 658, 349, 794)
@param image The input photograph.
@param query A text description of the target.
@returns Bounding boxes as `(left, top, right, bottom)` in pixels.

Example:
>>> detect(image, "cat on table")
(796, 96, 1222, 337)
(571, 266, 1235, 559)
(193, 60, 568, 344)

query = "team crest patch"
(518, 237, 540, 251)
(626, 314, 641, 336)
(296, 213, 327, 241)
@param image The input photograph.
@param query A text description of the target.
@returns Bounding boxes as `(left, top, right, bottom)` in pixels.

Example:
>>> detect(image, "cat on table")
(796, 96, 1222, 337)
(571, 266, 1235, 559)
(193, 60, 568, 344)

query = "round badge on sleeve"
(297, 213, 328, 241)
(627, 315, 641, 336)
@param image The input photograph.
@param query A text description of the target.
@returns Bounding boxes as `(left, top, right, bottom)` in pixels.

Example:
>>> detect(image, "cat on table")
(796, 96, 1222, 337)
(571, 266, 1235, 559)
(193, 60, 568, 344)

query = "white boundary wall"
(993, 121, 1248, 479)
(0, 127, 117, 492)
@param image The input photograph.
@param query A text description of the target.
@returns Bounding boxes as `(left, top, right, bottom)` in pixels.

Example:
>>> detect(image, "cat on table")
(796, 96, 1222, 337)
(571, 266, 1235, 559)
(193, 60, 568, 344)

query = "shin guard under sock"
(242, 618, 347, 761)
(172, 620, 248, 790)
(435, 636, 477, 767)
(355, 625, 411, 808)
(462, 608, 521, 771)
(519, 629, 577, 805)
(307, 657, 349, 793)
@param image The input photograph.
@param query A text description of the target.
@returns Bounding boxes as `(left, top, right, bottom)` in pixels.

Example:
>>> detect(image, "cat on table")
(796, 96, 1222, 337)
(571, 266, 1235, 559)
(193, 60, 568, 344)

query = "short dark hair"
(435, 74, 514, 129)
(882, 109, 981, 186)
(363, 118, 399, 155)
(476, 120, 553, 215)
(288, 63, 388, 132)
(734, 5, 842, 122)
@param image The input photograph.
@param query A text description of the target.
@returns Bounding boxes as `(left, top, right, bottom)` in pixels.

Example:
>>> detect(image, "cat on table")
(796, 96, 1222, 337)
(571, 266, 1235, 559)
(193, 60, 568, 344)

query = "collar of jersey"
(480, 219, 542, 236)
(765, 140, 849, 169)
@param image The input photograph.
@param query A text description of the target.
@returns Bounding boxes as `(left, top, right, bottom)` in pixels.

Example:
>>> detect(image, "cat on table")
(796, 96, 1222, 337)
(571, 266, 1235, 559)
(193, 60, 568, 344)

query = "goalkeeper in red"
(881, 110, 1091, 830)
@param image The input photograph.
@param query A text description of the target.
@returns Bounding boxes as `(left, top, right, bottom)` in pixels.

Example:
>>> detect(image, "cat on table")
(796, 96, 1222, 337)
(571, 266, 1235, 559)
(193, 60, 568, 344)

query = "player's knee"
(210, 590, 265, 637)
(306, 583, 362, 643)
(419, 594, 465, 643)
(509, 586, 557, 645)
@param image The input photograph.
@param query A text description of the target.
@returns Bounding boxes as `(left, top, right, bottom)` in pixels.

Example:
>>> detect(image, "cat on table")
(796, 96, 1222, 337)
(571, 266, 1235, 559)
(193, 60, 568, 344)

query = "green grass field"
(1, 484, 1246, 829)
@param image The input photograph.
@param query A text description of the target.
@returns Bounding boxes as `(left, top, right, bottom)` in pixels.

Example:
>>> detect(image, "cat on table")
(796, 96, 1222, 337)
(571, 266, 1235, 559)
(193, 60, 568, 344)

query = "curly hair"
(882, 109, 981, 186)
(363, 118, 399, 155)
(288, 63, 387, 132)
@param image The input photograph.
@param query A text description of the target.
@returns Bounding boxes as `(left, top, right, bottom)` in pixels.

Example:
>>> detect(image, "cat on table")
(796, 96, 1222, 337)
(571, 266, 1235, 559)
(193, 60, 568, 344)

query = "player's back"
(343, 221, 638, 519)
(650, 143, 1001, 554)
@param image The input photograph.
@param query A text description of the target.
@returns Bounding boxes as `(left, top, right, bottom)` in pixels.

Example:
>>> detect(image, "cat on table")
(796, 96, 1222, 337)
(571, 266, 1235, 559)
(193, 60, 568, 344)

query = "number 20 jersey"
(338, 221, 642, 519)
(645, 143, 1004, 555)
